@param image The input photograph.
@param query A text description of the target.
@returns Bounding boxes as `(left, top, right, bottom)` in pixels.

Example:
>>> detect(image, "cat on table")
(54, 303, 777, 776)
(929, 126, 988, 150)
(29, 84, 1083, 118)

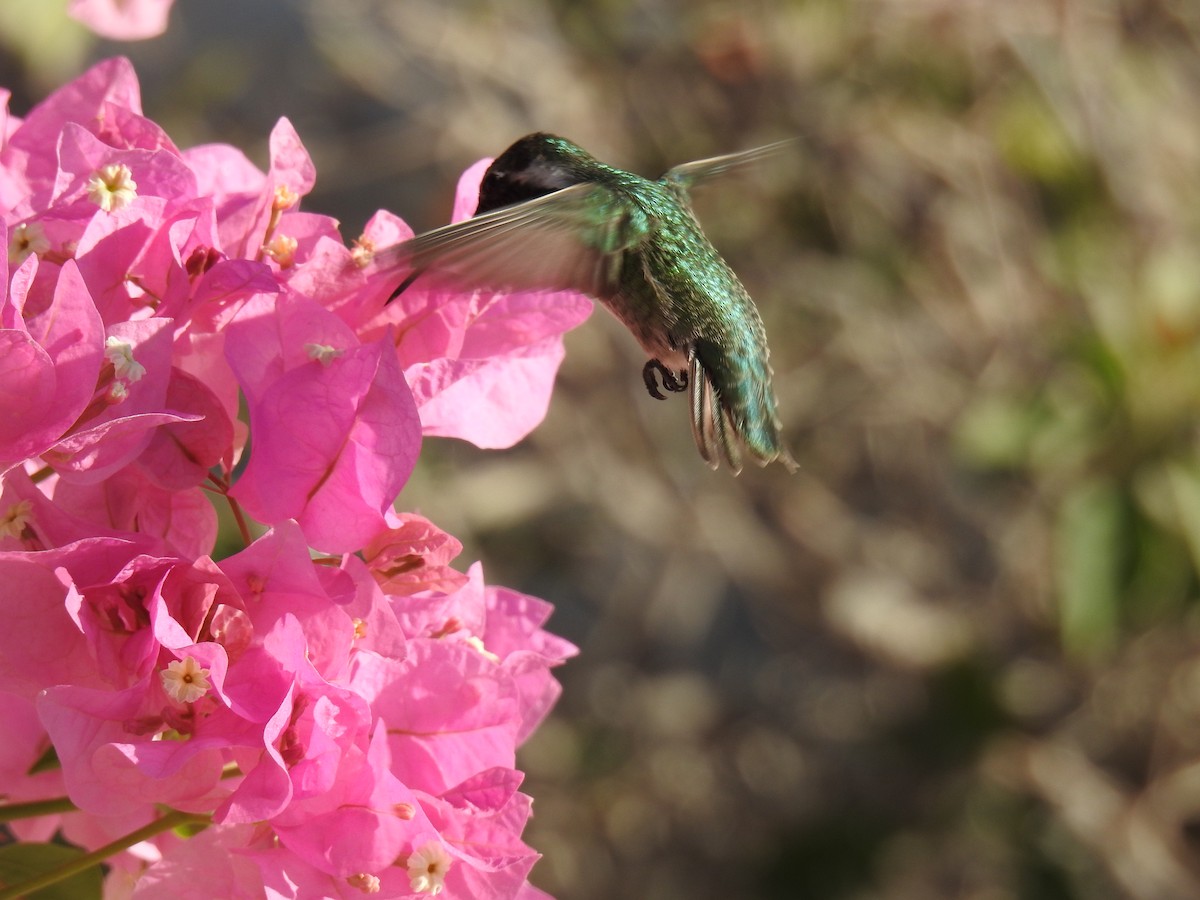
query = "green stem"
(0, 809, 209, 900)
(0, 796, 76, 822)
(226, 494, 253, 546)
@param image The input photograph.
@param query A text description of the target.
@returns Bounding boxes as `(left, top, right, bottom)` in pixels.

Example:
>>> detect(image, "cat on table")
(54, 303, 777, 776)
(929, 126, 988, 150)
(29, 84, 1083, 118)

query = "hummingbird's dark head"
(475, 132, 595, 215)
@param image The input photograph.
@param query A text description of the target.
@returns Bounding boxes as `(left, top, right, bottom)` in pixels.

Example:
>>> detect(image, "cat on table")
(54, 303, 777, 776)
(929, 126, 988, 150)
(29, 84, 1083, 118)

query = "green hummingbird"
(381, 132, 796, 474)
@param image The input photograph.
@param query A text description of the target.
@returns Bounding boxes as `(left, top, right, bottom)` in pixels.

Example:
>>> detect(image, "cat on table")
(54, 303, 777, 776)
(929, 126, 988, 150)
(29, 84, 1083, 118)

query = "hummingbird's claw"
(642, 359, 688, 400)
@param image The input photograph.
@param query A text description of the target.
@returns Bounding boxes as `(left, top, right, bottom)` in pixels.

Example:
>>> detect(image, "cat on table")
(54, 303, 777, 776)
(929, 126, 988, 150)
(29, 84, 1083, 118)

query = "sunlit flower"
(86, 162, 138, 212)
(0, 55, 576, 900)
(350, 236, 376, 268)
(160, 657, 212, 703)
(263, 233, 298, 267)
(305, 342, 344, 366)
(406, 841, 451, 895)
(273, 183, 299, 211)
(347, 873, 381, 894)
(104, 336, 146, 382)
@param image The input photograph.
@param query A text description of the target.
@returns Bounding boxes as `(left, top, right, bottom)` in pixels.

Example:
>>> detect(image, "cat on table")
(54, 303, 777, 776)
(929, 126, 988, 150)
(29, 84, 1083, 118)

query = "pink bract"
(0, 56, 581, 899)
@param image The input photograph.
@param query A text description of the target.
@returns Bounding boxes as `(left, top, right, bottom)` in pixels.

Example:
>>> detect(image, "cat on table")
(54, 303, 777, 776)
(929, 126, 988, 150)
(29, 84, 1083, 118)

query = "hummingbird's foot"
(643, 359, 689, 400)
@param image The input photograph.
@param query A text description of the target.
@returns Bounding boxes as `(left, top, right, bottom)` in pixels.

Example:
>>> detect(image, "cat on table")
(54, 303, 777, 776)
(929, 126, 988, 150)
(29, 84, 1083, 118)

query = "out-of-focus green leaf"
(994, 84, 1085, 184)
(0, 842, 102, 900)
(0, 0, 92, 94)
(953, 394, 1038, 470)
(1056, 479, 1123, 656)
(1166, 462, 1200, 578)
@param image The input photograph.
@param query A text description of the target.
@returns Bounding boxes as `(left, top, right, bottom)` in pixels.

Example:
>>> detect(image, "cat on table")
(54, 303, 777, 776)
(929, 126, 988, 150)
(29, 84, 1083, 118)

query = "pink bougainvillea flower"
(359, 638, 522, 797)
(117, 822, 266, 899)
(0, 55, 579, 899)
(367, 159, 593, 450)
(68, 0, 175, 41)
(225, 293, 421, 553)
(46, 466, 218, 559)
(416, 767, 542, 899)
(363, 513, 470, 596)
(214, 522, 358, 679)
(0, 257, 105, 474)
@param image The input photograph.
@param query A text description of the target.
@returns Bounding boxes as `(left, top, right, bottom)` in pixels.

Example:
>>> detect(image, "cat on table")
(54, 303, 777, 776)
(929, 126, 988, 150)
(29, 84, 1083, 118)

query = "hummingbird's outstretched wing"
(375, 182, 646, 301)
(659, 139, 796, 196)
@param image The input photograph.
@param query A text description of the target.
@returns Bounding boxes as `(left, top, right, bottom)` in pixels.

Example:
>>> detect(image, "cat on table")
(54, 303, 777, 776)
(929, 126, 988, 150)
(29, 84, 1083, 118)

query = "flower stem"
(226, 494, 253, 545)
(0, 795, 76, 822)
(0, 809, 209, 900)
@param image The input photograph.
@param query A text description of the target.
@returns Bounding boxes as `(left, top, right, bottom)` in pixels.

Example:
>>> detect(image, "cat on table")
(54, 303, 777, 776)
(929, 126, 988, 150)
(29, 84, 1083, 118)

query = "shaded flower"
(7, 222, 49, 264)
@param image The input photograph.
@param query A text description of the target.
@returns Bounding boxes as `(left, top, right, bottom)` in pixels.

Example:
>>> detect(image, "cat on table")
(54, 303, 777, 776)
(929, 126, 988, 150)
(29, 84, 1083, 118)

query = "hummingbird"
(380, 132, 796, 474)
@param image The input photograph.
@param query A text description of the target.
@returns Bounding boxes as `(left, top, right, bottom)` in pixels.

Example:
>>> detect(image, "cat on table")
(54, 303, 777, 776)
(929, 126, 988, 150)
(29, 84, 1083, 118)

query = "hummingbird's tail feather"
(689, 349, 744, 474)
(688, 343, 797, 475)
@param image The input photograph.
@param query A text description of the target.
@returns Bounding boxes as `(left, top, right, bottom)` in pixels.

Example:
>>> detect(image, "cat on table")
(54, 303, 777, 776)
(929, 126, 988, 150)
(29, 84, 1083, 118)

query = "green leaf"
(1166, 462, 1200, 577)
(0, 842, 102, 900)
(1056, 479, 1122, 656)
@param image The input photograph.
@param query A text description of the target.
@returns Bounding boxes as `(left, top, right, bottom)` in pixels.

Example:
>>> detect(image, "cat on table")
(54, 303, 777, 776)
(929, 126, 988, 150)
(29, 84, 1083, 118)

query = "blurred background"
(6, 1, 1200, 897)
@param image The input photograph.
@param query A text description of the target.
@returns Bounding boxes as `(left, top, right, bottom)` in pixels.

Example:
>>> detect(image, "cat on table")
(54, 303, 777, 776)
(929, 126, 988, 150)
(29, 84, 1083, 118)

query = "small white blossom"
(347, 873, 380, 894)
(105, 336, 146, 382)
(464, 634, 501, 664)
(350, 236, 376, 268)
(273, 183, 299, 211)
(306, 343, 344, 366)
(8, 222, 50, 264)
(407, 841, 451, 895)
(0, 500, 33, 539)
(263, 233, 298, 268)
(160, 657, 212, 703)
(87, 163, 138, 212)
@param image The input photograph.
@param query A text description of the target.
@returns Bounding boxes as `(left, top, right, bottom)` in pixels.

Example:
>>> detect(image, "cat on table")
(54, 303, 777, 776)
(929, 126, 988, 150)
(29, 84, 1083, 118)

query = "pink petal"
(50, 468, 218, 559)
(227, 297, 420, 552)
(67, 0, 174, 40)
(362, 513, 469, 596)
(374, 640, 520, 795)
(0, 557, 94, 699)
(405, 336, 569, 449)
(0, 259, 105, 470)
(2, 58, 142, 215)
(137, 367, 235, 490)
(38, 681, 228, 817)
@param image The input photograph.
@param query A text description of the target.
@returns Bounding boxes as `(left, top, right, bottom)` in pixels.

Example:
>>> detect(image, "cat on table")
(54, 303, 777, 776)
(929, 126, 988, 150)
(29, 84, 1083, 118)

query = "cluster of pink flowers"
(0, 57, 592, 898)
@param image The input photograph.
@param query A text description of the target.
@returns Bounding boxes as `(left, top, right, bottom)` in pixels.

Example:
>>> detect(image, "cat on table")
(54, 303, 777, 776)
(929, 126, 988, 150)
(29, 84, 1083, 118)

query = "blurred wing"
(661, 139, 797, 195)
(377, 182, 637, 301)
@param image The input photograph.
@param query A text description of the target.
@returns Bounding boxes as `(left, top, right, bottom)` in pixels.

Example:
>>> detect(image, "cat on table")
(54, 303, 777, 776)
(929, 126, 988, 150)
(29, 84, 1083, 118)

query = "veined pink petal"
(405, 336, 570, 449)
(1, 58, 143, 216)
(227, 296, 420, 552)
(137, 367, 235, 490)
(0, 557, 93, 699)
(373, 640, 521, 795)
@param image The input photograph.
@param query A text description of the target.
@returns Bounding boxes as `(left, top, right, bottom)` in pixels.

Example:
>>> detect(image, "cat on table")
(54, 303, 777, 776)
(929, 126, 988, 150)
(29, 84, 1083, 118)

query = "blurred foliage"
(9, 0, 1200, 897)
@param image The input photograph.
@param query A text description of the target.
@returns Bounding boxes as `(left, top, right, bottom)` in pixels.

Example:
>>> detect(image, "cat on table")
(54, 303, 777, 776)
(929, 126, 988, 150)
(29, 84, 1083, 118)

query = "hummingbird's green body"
(384, 133, 796, 473)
